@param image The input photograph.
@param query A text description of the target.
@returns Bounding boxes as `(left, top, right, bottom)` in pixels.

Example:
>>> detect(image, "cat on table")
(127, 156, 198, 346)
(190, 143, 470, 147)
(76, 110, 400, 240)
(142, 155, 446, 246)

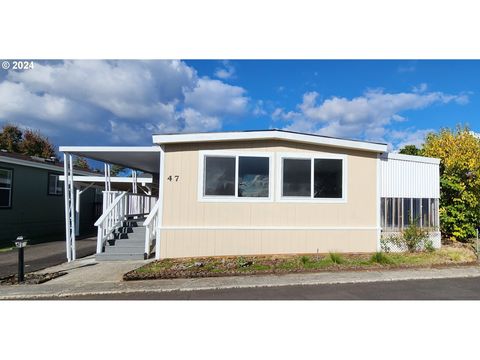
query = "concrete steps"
(96, 217, 149, 261)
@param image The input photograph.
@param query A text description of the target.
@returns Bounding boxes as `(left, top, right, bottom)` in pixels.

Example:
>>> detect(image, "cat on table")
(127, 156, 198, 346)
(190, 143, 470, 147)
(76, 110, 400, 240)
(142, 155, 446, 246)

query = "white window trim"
(0, 167, 13, 208)
(276, 152, 348, 203)
(197, 150, 274, 203)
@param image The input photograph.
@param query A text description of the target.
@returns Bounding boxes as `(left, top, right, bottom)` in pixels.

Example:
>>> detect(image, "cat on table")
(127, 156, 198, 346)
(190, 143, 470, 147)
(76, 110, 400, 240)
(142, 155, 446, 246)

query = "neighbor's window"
(282, 157, 344, 199)
(48, 173, 64, 196)
(0, 168, 13, 208)
(203, 154, 270, 198)
(381, 197, 439, 231)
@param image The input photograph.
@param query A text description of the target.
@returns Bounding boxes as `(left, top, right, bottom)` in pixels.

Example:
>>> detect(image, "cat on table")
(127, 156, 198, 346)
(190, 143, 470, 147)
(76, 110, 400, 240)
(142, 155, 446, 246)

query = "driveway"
(0, 237, 96, 278)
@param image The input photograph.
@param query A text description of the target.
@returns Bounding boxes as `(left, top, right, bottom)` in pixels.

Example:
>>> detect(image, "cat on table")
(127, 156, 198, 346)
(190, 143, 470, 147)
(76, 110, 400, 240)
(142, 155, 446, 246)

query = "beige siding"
(160, 140, 379, 258)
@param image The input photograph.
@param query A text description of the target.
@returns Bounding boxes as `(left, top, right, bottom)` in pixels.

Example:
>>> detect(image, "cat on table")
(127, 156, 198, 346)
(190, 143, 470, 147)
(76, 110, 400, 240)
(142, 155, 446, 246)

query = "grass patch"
(124, 245, 477, 281)
(0, 247, 13, 253)
(329, 252, 344, 264)
(370, 252, 392, 264)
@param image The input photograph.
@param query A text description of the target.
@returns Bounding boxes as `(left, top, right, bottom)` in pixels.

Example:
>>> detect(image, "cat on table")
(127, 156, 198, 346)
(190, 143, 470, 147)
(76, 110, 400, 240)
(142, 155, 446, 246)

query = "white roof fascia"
(0, 155, 94, 175)
(58, 175, 153, 183)
(384, 152, 440, 165)
(58, 146, 160, 153)
(152, 130, 387, 153)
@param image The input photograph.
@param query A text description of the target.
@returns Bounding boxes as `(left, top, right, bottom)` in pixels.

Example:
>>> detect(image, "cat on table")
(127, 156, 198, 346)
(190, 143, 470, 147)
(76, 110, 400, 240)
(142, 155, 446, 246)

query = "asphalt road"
(0, 238, 96, 278)
(57, 276, 480, 300)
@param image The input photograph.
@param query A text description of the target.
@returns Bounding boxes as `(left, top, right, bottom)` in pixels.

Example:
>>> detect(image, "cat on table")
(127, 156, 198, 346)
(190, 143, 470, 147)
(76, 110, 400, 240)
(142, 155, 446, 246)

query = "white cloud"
(184, 78, 248, 116)
(214, 60, 235, 80)
(272, 88, 470, 147)
(0, 60, 250, 146)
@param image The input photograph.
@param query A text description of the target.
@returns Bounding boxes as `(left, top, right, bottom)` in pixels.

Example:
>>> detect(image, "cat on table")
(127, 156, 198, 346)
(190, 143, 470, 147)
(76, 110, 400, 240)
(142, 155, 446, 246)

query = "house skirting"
(380, 231, 441, 252)
(159, 228, 378, 258)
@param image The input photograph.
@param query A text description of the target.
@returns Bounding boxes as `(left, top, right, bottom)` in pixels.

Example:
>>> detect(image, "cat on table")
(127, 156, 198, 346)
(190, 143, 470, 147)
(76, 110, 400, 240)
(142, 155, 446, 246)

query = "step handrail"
(95, 191, 128, 253)
(143, 199, 162, 258)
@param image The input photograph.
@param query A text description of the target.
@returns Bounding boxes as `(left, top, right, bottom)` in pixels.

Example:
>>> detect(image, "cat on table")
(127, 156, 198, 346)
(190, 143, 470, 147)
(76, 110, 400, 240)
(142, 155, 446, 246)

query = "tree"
(110, 164, 126, 176)
(73, 156, 90, 170)
(19, 129, 56, 158)
(422, 126, 480, 241)
(399, 144, 422, 156)
(0, 124, 23, 153)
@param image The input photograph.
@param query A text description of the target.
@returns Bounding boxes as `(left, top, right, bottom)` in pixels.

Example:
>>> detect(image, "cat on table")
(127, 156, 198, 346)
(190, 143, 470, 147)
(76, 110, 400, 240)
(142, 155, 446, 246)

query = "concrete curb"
(1, 265, 480, 299)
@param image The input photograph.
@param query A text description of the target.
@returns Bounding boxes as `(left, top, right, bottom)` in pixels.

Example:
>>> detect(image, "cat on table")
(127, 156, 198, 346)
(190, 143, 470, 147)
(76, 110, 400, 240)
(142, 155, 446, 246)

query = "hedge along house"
(60, 129, 440, 261)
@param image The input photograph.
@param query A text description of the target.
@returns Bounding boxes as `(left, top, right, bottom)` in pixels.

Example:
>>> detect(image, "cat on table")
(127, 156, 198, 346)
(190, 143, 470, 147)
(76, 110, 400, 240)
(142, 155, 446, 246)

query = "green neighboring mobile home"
(0, 151, 100, 248)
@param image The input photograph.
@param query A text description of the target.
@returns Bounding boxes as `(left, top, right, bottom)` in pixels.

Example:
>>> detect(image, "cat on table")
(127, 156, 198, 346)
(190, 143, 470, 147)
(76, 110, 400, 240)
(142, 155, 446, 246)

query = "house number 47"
(167, 175, 180, 182)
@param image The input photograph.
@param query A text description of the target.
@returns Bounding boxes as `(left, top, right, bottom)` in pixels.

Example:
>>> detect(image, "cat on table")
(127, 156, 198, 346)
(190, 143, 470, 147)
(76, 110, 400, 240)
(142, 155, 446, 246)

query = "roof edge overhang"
(383, 152, 441, 165)
(59, 146, 160, 153)
(152, 130, 388, 153)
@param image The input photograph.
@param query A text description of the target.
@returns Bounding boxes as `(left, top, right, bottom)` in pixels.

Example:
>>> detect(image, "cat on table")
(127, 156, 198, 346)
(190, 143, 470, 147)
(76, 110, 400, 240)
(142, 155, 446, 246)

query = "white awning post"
(75, 189, 80, 237)
(155, 145, 165, 260)
(69, 154, 76, 260)
(63, 153, 72, 262)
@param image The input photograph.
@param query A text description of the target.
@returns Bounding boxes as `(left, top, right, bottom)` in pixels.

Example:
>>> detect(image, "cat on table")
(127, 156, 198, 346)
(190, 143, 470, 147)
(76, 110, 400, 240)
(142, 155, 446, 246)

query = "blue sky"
(0, 60, 478, 151)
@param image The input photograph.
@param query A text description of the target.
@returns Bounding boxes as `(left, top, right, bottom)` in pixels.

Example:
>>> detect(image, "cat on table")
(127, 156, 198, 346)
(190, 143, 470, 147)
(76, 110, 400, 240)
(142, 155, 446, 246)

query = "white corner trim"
(153, 130, 387, 153)
(197, 150, 275, 203)
(376, 154, 381, 251)
(275, 152, 348, 204)
(155, 145, 166, 260)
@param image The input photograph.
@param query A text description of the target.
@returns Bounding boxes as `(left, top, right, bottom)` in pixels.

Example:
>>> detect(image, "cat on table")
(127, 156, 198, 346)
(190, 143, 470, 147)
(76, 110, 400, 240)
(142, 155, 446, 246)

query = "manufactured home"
(60, 129, 440, 261)
(0, 151, 100, 248)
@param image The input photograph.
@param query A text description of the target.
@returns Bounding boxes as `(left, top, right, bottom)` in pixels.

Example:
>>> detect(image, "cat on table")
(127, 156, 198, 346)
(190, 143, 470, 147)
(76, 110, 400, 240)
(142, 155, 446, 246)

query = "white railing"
(95, 191, 158, 254)
(143, 200, 162, 258)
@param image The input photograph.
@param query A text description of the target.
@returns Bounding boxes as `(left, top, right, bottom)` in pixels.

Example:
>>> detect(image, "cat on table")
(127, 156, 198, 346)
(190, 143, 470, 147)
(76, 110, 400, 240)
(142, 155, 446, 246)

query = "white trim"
(376, 154, 381, 251)
(155, 145, 166, 260)
(0, 155, 94, 175)
(63, 153, 71, 262)
(58, 175, 153, 184)
(59, 146, 161, 153)
(161, 225, 379, 231)
(197, 150, 274, 203)
(384, 152, 440, 165)
(153, 130, 387, 153)
(275, 152, 347, 203)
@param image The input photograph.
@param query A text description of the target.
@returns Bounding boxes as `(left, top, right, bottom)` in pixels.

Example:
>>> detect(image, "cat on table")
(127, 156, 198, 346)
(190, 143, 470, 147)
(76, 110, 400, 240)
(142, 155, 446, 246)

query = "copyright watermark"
(1, 60, 34, 71)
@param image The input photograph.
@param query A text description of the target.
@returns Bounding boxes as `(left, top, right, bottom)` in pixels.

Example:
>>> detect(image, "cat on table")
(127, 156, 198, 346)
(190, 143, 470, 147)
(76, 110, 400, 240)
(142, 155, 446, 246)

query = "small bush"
(329, 252, 344, 264)
(300, 255, 310, 266)
(402, 220, 428, 252)
(370, 252, 392, 264)
(424, 238, 435, 252)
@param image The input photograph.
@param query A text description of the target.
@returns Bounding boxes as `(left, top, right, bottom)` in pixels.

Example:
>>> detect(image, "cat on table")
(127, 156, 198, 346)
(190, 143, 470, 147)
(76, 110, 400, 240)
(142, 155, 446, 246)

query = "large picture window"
(0, 167, 13, 208)
(281, 156, 344, 200)
(202, 153, 271, 200)
(48, 173, 64, 196)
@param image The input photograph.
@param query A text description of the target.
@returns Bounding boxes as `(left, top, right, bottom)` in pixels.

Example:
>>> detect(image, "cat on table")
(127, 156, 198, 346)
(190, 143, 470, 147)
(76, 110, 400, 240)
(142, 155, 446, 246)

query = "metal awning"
(58, 146, 161, 173)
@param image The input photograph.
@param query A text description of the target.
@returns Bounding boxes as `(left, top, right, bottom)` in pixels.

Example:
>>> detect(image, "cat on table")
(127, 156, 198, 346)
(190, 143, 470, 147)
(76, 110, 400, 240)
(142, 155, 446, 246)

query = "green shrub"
(402, 219, 429, 252)
(300, 255, 310, 266)
(370, 252, 392, 264)
(329, 252, 344, 264)
(424, 238, 435, 252)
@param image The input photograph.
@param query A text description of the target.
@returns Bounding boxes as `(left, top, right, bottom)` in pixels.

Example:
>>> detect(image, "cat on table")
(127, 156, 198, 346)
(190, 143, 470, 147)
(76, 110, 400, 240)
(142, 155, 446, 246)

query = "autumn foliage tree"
(422, 126, 480, 241)
(0, 124, 56, 158)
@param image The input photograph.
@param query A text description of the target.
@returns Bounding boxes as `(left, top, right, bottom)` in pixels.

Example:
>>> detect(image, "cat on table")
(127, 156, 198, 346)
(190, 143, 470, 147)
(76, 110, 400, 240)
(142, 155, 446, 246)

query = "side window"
(282, 158, 311, 197)
(314, 159, 343, 198)
(0, 168, 13, 208)
(48, 173, 64, 196)
(238, 156, 269, 198)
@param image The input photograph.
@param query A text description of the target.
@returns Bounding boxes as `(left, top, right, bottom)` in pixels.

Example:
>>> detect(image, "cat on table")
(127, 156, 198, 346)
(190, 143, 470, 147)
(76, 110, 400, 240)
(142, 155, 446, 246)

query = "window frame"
(0, 166, 13, 209)
(276, 152, 347, 203)
(47, 172, 64, 196)
(198, 150, 274, 202)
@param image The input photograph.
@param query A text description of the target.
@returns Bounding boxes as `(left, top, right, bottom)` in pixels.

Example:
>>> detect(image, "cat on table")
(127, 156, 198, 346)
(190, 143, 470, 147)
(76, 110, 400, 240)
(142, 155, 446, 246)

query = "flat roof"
(152, 129, 388, 153)
(58, 146, 160, 173)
